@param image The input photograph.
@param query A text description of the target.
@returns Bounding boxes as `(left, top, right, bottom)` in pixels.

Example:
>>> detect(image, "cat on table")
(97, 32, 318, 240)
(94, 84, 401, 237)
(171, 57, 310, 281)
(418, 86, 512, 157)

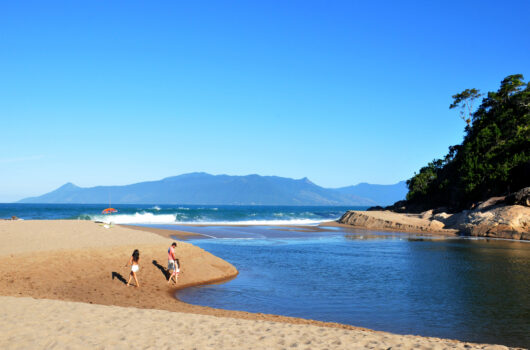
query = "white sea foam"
(92, 212, 177, 224)
(151, 206, 161, 211)
(89, 212, 337, 226)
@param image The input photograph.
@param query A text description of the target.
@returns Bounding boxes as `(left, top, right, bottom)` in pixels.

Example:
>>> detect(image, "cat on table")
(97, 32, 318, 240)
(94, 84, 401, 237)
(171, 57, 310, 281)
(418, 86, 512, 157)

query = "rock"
(475, 196, 506, 211)
(449, 205, 530, 240)
(505, 187, 530, 207)
(387, 200, 408, 213)
(433, 212, 452, 223)
(420, 210, 433, 220)
(367, 206, 384, 211)
(338, 210, 457, 234)
(429, 219, 445, 230)
(383, 200, 429, 214)
(338, 200, 530, 240)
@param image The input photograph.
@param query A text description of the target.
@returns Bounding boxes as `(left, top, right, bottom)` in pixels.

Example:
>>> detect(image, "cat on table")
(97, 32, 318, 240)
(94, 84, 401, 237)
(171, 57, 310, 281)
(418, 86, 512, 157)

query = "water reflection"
(345, 233, 404, 240)
(344, 233, 450, 241)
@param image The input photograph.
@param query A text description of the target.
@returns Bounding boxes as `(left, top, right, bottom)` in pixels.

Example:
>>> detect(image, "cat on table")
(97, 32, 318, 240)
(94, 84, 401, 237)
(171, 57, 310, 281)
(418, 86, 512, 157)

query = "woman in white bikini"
(125, 249, 140, 287)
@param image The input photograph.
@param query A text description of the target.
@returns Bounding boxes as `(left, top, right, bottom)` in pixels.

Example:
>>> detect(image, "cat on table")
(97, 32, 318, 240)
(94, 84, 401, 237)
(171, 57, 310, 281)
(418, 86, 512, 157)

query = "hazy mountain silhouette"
(334, 181, 408, 206)
(18, 173, 406, 206)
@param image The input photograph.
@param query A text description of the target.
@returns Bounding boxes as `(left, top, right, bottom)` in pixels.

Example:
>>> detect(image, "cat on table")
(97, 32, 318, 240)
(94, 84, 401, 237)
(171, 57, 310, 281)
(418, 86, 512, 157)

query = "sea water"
(0, 203, 356, 225)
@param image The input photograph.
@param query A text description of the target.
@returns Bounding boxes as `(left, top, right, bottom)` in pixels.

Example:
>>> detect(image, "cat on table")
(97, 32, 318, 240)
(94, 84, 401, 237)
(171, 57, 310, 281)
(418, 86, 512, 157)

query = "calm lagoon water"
(175, 226, 530, 348)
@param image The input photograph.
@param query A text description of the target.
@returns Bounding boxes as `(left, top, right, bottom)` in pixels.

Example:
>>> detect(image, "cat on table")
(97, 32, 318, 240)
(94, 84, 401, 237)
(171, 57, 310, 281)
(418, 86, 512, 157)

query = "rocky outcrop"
(338, 210, 457, 235)
(340, 187, 530, 240)
(432, 205, 530, 240)
(451, 205, 529, 240)
(371, 200, 429, 214)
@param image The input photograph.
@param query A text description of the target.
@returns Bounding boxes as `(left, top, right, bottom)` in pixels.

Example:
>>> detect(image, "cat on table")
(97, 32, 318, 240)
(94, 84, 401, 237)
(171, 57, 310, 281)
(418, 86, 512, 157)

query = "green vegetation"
(406, 74, 530, 211)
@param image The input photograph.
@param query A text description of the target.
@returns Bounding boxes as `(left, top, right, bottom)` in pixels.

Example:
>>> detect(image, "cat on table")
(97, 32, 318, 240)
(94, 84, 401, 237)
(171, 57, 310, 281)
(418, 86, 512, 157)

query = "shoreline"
(0, 220, 518, 349)
(121, 222, 530, 245)
(119, 220, 461, 240)
(120, 224, 206, 240)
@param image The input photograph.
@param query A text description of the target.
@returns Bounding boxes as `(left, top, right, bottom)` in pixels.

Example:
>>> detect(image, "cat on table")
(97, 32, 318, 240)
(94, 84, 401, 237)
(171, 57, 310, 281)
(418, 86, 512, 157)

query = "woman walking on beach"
(125, 249, 140, 287)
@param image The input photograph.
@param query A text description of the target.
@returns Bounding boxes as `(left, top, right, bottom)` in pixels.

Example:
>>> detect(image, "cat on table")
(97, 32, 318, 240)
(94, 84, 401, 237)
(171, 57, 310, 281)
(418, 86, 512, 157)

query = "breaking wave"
(92, 212, 177, 224)
(88, 211, 340, 225)
(1, 204, 364, 223)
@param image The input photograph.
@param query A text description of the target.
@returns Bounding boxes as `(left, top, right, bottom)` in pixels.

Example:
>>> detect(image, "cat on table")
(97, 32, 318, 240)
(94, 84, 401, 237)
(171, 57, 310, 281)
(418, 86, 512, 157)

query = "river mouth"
(168, 225, 530, 348)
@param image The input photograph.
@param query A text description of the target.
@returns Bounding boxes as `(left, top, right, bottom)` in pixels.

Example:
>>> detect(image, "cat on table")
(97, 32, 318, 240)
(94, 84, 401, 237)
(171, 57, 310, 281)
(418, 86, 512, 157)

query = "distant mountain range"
(334, 181, 408, 206)
(18, 172, 407, 206)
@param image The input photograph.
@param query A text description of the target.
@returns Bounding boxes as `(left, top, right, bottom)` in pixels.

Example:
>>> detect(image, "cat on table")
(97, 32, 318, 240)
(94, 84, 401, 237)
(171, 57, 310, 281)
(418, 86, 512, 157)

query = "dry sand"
(0, 220, 516, 349)
(0, 296, 512, 350)
(0, 220, 171, 256)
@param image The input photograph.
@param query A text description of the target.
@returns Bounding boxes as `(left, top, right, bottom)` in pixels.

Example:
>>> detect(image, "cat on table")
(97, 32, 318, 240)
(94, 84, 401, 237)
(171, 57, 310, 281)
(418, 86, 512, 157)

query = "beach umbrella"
(102, 190, 117, 214)
(102, 207, 118, 214)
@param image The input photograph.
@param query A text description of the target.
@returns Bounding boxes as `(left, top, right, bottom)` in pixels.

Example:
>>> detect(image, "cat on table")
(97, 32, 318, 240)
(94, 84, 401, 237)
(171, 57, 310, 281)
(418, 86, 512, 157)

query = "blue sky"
(1, 1, 529, 202)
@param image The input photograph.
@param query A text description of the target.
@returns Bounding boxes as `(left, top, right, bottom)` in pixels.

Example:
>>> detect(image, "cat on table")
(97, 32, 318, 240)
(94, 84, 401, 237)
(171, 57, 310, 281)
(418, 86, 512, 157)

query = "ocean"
(0, 203, 359, 225)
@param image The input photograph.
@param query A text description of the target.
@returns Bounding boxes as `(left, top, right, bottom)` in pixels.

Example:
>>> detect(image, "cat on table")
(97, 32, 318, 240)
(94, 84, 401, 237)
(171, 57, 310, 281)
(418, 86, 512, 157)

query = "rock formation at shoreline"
(337, 210, 455, 235)
(339, 187, 530, 240)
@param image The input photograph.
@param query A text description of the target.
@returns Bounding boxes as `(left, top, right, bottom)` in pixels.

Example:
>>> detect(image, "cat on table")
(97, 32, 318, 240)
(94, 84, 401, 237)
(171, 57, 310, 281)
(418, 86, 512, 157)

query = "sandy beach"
(0, 220, 517, 349)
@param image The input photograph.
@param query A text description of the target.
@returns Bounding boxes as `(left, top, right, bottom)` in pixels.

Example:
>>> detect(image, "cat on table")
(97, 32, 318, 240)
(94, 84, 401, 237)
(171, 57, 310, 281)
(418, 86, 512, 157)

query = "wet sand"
(120, 223, 205, 240)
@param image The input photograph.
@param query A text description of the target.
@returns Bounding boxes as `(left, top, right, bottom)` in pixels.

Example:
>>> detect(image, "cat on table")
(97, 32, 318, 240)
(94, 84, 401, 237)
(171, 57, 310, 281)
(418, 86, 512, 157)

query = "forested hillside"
(406, 74, 530, 211)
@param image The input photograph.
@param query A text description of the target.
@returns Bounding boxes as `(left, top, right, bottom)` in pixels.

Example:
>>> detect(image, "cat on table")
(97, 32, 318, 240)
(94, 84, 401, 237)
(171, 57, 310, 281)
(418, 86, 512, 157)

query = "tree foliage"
(449, 88, 482, 126)
(406, 74, 530, 210)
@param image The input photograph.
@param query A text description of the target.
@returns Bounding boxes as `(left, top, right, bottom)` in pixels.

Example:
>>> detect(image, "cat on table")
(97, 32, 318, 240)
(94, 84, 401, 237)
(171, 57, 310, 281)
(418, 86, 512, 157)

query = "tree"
(449, 88, 482, 126)
(405, 74, 530, 211)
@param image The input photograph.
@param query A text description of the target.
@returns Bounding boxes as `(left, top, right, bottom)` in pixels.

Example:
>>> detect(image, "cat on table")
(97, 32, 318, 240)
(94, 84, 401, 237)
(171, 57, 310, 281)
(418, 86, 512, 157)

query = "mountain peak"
(300, 177, 314, 185)
(58, 182, 79, 189)
(162, 172, 211, 181)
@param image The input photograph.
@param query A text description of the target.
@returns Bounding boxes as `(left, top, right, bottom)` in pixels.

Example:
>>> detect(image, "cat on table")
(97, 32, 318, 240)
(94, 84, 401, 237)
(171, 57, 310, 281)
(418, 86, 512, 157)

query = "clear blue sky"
(1, 1, 529, 202)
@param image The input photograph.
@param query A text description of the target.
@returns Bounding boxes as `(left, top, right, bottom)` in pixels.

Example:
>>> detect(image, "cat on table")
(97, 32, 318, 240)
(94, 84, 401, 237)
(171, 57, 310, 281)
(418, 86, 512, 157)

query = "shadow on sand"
(111, 271, 127, 285)
(152, 260, 170, 281)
